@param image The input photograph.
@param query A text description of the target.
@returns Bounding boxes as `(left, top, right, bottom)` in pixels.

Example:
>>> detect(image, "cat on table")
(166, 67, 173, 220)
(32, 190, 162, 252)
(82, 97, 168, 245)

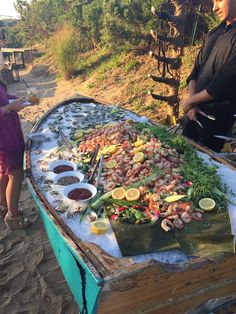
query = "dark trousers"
(182, 113, 235, 152)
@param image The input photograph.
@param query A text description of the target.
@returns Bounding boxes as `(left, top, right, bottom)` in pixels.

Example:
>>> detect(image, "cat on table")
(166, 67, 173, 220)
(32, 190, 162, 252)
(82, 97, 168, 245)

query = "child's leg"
(0, 173, 8, 207)
(6, 169, 24, 217)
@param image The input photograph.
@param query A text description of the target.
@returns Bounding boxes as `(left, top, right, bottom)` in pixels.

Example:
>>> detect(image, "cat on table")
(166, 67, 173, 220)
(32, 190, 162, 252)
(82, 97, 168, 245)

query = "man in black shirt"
(182, 0, 236, 152)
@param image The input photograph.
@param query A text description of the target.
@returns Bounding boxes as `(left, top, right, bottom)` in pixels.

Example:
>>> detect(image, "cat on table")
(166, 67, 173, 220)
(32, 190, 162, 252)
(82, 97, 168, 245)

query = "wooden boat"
(25, 96, 236, 314)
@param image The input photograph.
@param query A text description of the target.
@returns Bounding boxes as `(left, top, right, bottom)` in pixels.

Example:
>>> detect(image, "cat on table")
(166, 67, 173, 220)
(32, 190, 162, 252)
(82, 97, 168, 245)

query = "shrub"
(51, 24, 79, 79)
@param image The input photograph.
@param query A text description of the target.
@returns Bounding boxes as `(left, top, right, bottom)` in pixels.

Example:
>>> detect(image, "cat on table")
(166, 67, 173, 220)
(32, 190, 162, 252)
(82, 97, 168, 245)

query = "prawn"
(161, 219, 174, 232)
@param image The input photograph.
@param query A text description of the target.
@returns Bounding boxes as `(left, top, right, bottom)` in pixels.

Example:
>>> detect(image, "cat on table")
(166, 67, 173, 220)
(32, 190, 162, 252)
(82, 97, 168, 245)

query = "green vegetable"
(213, 188, 236, 206)
(90, 191, 113, 210)
(128, 172, 161, 189)
(79, 192, 102, 222)
(108, 199, 141, 207)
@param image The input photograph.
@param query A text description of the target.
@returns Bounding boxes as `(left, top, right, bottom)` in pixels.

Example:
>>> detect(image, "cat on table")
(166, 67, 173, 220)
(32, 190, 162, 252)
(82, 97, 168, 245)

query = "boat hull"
(25, 96, 236, 314)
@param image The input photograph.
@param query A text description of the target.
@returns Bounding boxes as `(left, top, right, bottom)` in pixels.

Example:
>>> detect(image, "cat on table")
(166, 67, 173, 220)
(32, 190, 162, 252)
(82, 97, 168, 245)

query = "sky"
(0, 0, 19, 19)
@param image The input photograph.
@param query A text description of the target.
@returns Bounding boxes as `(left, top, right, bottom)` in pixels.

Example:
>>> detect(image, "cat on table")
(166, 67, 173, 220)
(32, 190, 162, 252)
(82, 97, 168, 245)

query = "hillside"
(29, 48, 194, 122)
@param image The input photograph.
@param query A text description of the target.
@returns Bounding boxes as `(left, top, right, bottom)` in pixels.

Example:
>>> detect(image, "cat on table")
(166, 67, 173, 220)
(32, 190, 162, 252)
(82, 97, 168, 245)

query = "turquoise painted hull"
(27, 182, 103, 314)
(24, 97, 236, 314)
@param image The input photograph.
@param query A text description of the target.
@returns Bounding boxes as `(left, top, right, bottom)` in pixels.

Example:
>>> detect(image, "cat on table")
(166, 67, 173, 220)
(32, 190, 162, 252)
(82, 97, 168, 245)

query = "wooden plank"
(96, 253, 236, 313)
(2, 48, 34, 53)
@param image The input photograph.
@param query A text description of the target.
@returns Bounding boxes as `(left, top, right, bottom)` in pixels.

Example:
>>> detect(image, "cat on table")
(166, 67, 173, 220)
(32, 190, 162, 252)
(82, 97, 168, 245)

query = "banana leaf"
(175, 211, 235, 258)
(110, 220, 181, 256)
(110, 209, 235, 258)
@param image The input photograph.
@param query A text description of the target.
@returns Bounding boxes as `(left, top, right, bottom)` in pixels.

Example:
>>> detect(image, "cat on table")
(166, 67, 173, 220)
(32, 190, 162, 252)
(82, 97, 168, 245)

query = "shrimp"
(160, 149, 168, 157)
(106, 182, 116, 190)
(161, 219, 174, 232)
(192, 211, 204, 221)
(173, 218, 185, 229)
(181, 211, 192, 223)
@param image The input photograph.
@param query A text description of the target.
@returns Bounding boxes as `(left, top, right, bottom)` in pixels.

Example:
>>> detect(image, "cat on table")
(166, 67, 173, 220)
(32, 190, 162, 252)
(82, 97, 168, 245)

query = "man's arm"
(182, 89, 214, 114)
(188, 80, 197, 97)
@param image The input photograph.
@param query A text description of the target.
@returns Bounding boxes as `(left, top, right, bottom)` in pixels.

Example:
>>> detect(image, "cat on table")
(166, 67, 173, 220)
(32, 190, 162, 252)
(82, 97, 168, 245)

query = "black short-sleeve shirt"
(187, 21, 236, 115)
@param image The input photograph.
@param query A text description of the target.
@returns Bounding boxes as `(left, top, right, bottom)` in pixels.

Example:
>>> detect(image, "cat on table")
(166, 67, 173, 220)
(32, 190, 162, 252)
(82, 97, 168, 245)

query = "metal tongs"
(167, 123, 180, 134)
(58, 127, 73, 151)
(87, 154, 104, 184)
(95, 155, 104, 188)
(195, 109, 216, 128)
(214, 135, 236, 143)
(195, 119, 204, 128)
(88, 144, 100, 169)
(198, 110, 216, 121)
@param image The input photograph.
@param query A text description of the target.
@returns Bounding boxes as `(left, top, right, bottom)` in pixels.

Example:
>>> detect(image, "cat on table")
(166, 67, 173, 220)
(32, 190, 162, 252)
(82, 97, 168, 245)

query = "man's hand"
(182, 98, 194, 114)
(182, 89, 214, 114)
(187, 108, 198, 121)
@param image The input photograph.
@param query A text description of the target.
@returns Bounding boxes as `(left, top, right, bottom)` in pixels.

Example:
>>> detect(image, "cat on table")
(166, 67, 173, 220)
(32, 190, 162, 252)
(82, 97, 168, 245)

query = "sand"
(0, 68, 79, 314)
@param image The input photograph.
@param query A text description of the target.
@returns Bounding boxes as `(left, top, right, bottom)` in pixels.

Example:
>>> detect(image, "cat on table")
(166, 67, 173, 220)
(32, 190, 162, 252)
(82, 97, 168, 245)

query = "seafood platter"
(25, 96, 236, 314)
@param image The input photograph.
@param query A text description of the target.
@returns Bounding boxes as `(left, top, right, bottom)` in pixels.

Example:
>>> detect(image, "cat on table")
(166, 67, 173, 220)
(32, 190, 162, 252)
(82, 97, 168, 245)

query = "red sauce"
(53, 165, 74, 174)
(68, 188, 92, 201)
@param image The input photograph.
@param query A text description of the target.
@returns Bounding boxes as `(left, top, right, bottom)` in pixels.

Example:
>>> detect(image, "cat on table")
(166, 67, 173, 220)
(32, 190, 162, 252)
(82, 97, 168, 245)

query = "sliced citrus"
(83, 158, 91, 163)
(106, 159, 117, 169)
(198, 198, 216, 211)
(74, 130, 84, 139)
(91, 221, 108, 235)
(125, 119, 133, 124)
(164, 195, 187, 203)
(107, 145, 117, 154)
(132, 145, 144, 154)
(83, 128, 93, 134)
(134, 139, 144, 147)
(112, 187, 126, 200)
(106, 122, 118, 127)
(95, 124, 103, 129)
(133, 152, 145, 163)
(125, 188, 141, 201)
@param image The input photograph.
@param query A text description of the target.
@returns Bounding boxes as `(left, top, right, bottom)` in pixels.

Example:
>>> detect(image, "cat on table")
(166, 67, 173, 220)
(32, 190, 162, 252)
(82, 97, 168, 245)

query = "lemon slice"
(133, 152, 145, 163)
(164, 195, 187, 203)
(112, 187, 126, 200)
(125, 188, 140, 201)
(75, 132, 84, 139)
(134, 139, 144, 147)
(74, 131, 84, 139)
(132, 145, 144, 154)
(125, 119, 133, 124)
(198, 198, 216, 211)
(106, 159, 117, 169)
(91, 221, 108, 235)
(107, 145, 117, 154)
(83, 128, 93, 134)
(106, 122, 118, 127)
(83, 158, 91, 163)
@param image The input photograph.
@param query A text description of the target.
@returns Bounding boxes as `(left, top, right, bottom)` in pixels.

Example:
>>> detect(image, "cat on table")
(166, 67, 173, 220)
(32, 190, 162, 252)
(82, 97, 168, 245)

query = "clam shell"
(50, 190, 60, 196)
(42, 184, 52, 191)
(87, 211, 98, 222)
(32, 149, 42, 155)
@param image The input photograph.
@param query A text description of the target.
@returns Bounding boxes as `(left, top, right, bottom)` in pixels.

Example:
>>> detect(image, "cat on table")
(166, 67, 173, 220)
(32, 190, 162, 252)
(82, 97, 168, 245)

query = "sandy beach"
(0, 68, 79, 313)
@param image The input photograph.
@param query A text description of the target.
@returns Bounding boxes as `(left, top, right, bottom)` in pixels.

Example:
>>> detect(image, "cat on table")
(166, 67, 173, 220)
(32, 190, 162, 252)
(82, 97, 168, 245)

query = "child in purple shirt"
(0, 78, 31, 229)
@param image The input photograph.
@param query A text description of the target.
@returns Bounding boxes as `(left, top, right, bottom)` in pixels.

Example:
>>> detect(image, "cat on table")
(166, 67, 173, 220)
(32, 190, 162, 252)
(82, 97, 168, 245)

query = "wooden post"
(148, 1, 205, 120)
(0, 48, 4, 69)
(21, 52, 25, 67)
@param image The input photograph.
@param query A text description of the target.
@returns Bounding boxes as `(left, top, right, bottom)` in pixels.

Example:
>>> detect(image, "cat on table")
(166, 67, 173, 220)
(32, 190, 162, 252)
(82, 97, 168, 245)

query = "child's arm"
(7, 94, 18, 100)
(0, 98, 25, 114)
